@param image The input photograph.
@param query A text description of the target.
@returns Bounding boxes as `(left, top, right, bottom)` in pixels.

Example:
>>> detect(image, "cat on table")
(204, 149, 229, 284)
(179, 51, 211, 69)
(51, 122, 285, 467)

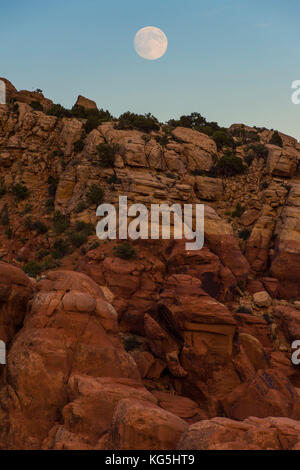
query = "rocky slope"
(0, 79, 299, 449)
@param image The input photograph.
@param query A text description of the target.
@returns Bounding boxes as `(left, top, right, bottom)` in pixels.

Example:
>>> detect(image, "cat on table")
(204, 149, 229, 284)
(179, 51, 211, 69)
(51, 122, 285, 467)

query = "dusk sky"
(2, 0, 300, 138)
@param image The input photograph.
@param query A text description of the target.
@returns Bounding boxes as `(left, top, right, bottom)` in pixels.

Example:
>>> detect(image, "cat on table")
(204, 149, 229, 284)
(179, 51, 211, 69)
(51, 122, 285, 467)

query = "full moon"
(134, 26, 168, 60)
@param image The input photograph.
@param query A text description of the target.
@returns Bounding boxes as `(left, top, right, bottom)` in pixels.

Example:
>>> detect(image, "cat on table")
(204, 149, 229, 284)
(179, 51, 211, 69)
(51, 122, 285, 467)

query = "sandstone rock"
(253, 290, 272, 307)
(224, 369, 300, 420)
(271, 182, 300, 299)
(0, 270, 140, 449)
(194, 176, 223, 201)
(75, 95, 97, 110)
(273, 305, 300, 342)
(239, 333, 268, 370)
(109, 398, 188, 450)
(178, 416, 300, 450)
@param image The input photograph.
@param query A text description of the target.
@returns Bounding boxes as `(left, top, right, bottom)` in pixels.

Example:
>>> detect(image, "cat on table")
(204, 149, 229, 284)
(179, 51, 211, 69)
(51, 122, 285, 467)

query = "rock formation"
(0, 79, 299, 449)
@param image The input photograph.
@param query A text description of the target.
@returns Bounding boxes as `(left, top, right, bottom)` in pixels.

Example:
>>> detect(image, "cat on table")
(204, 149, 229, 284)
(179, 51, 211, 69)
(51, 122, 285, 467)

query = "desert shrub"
(86, 184, 104, 206)
(244, 151, 255, 167)
(232, 203, 245, 218)
(37, 249, 50, 260)
(12, 103, 19, 114)
(47, 104, 71, 118)
(52, 238, 69, 259)
(168, 112, 207, 129)
(75, 221, 94, 236)
(114, 242, 136, 260)
(215, 153, 246, 176)
(107, 175, 121, 185)
(68, 231, 87, 248)
(12, 183, 29, 202)
(1, 206, 9, 226)
(83, 109, 113, 134)
(117, 112, 160, 132)
(263, 313, 272, 324)
(269, 131, 283, 147)
(239, 228, 251, 240)
(75, 201, 87, 213)
(0, 182, 6, 198)
(45, 198, 55, 213)
(236, 306, 253, 315)
(30, 101, 43, 111)
(96, 143, 120, 167)
(123, 335, 141, 352)
(47, 176, 59, 197)
(74, 138, 85, 153)
(248, 143, 269, 161)
(41, 256, 56, 271)
(33, 220, 48, 235)
(260, 181, 269, 190)
(154, 135, 169, 146)
(212, 130, 235, 150)
(53, 211, 70, 234)
(5, 227, 12, 239)
(23, 261, 43, 277)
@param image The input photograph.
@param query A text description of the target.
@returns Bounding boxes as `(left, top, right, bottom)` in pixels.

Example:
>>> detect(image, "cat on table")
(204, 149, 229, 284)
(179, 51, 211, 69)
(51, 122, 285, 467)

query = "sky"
(1, 0, 300, 139)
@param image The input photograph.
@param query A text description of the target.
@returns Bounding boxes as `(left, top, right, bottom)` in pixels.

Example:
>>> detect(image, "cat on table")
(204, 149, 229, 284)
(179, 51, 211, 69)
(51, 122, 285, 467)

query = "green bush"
(123, 335, 141, 352)
(45, 198, 55, 213)
(37, 249, 50, 260)
(47, 176, 59, 197)
(96, 143, 120, 167)
(74, 138, 85, 153)
(30, 101, 43, 111)
(33, 220, 48, 235)
(269, 131, 283, 147)
(236, 306, 253, 315)
(86, 184, 104, 206)
(1, 206, 9, 226)
(53, 211, 70, 234)
(23, 261, 43, 277)
(75, 221, 94, 236)
(244, 151, 255, 167)
(12, 183, 29, 202)
(117, 112, 160, 132)
(215, 153, 246, 176)
(114, 242, 136, 260)
(154, 135, 169, 147)
(107, 175, 121, 185)
(5, 227, 12, 239)
(248, 143, 269, 161)
(75, 201, 87, 213)
(69, 231, 88, 248)
(0, 182, 6, 198)
(260, 181, 269, 190)
(232, 203, 245, 218)
(52, 238, 69, 259)
(47, 104, 71, 118)
(212, 130, 235, 151)
(239, 228, 251, 240)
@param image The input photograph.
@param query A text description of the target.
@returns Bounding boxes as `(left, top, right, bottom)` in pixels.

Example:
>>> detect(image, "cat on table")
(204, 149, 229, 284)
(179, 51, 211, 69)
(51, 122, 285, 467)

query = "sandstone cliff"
(0, 79, 299, 450)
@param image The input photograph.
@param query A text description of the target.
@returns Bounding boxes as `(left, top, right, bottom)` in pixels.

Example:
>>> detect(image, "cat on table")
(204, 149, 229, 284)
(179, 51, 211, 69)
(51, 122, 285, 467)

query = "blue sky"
(2, 0, 300, 139)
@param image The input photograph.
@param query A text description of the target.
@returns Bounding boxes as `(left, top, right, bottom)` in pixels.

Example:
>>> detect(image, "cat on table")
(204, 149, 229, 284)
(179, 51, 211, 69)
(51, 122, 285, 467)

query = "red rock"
(273, 305, 300, 342)
(0, 261, 32, 343)
(178, 416, 300, 450)
(75, 95, 97, 110)
(224, 369, 300, 420)
(109, 398, 188, 450)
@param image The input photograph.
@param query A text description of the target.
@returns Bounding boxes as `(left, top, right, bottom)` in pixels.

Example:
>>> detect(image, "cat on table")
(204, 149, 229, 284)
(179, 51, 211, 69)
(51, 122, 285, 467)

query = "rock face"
(75, 95, 98, 110)
(178, 416, 300, 450)
(0, 80, 299, 450)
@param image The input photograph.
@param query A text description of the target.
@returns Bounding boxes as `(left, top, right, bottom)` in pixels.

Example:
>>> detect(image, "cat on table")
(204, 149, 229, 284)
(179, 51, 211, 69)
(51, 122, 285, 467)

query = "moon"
(134, 26, 168, 60)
